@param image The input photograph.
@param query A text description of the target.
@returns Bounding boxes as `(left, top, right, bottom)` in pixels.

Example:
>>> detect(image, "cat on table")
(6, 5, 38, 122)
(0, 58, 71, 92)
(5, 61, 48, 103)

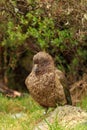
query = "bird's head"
(32, 52, 54, 75)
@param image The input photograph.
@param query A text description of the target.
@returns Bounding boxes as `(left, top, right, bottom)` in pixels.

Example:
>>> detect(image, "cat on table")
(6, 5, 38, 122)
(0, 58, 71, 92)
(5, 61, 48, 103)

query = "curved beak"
(32, 64, 38, 73)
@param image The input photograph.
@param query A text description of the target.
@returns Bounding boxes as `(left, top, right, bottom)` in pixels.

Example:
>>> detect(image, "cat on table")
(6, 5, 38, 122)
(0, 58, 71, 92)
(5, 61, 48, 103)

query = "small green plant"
(45, 118, 64, 130)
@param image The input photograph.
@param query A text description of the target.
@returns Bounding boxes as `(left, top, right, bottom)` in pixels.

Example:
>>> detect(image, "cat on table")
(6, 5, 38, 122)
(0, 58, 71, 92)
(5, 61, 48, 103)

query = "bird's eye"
(33, 59, 39, 64)
(42, 58, 48, 64)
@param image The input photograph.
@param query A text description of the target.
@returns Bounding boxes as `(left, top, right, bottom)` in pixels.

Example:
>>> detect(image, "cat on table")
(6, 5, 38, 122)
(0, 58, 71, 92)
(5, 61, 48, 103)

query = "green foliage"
(26, 14, 54, 49)
(1, 21, 27, 48)
(18, 7, 78, 73)
(0, 0, 87, 85)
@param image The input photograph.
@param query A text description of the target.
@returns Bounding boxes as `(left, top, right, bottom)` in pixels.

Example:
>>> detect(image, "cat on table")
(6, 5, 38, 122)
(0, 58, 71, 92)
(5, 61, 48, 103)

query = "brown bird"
(25, 52, 72, 108)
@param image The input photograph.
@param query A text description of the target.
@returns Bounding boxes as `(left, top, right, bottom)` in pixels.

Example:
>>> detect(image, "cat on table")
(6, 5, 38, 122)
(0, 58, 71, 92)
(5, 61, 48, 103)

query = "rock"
(34, 105, 87, 130)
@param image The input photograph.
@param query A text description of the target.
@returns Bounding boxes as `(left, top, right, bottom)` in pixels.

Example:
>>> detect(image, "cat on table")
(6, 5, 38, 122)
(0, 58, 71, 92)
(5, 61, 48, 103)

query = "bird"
(25, 51, 72, 109)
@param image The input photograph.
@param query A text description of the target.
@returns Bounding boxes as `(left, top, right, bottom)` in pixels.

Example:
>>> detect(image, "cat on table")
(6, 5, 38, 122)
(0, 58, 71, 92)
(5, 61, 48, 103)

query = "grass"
(71, 96, 87, 130)
(77, 96, 87, 111)
(0, 93, 44, 130)
(72, 123, 87, 130)
(44, 118, 64, 130)
(0, 93, 87, 130)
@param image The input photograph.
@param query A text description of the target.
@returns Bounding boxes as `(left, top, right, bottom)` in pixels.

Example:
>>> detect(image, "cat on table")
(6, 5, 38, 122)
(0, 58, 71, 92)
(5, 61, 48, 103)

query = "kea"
(25, 52, 72, 108)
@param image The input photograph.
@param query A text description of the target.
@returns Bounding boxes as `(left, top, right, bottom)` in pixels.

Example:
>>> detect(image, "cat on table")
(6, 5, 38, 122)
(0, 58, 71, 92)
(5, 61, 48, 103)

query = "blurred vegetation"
(0, 93, 87, 130)
(0, 0, 87, 90)
(0, 93, 44, 130)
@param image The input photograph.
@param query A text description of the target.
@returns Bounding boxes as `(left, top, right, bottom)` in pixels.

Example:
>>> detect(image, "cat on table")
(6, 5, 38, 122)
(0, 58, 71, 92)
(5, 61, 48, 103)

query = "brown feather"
(25, 51, 72, 107)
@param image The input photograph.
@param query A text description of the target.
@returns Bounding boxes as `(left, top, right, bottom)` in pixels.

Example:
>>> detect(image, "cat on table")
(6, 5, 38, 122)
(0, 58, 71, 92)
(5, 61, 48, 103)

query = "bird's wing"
(55, 69, 72, 105)
(54, 71, 67, 105)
